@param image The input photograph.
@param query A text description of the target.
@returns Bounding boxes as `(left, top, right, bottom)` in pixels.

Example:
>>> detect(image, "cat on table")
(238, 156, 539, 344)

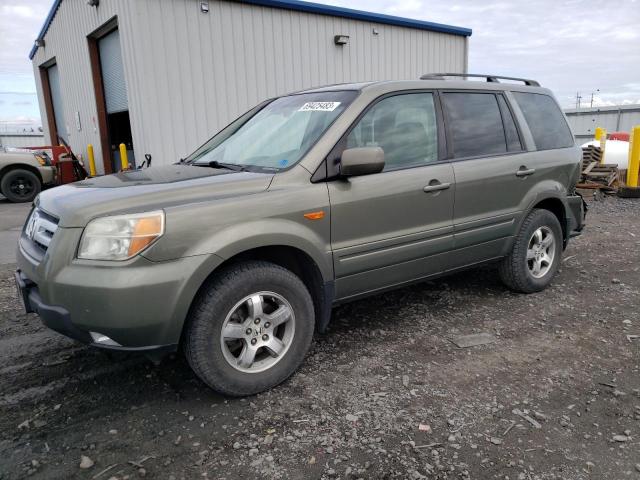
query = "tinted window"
(346, 93, 438, 171)
(442, 93, 506, 158)
(497, 95, 522, 151)
(513, 92, 574, 150)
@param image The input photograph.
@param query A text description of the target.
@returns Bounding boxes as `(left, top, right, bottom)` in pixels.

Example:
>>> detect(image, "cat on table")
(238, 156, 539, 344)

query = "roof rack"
(420, 73, 540, 87)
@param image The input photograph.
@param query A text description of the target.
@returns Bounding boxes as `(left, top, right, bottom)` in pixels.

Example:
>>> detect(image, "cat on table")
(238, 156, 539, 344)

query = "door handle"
(515, 167, 536, 177)
(423, 182, 451, 193)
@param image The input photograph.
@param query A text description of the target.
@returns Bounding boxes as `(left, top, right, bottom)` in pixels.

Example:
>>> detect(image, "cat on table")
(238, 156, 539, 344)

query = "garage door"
(47, 64, 67, 142)
(98, 29, 128, 114)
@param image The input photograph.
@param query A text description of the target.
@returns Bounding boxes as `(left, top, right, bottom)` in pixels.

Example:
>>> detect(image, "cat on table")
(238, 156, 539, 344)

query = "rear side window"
(513, 92, 574, 150)
(442, 92, 507, 159)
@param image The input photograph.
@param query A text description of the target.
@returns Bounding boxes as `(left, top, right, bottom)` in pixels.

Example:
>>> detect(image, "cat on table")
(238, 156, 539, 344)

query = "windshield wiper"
(202, 160, 247, 172)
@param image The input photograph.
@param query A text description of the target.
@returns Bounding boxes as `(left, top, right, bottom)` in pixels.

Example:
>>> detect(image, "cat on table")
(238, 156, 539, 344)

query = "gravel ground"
(1, 196, 639, 480)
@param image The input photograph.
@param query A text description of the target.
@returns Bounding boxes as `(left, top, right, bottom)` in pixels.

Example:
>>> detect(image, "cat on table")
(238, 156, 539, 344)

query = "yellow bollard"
(119, 143, 129, 171)
(87, 144, 97, 177)
(594, 127, 605, 141)
(596, 128, 607, 164)
(628, 125, 640, 188)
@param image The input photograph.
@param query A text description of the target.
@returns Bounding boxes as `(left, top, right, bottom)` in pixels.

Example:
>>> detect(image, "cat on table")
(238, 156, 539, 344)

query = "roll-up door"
(47, 64, 67, 142)
(98, 29, 128, 114)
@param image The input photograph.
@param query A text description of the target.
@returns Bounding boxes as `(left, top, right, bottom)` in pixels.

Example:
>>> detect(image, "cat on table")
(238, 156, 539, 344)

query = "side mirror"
(339, 147, 385, 177)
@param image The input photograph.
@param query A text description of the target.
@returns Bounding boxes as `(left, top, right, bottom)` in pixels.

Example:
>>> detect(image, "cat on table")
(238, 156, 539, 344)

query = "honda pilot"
(15, 74, 585, 396)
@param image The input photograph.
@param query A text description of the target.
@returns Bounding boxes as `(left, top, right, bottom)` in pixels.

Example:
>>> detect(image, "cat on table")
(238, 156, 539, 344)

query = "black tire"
(0, 168, 41, 203)
(498, 209, 563, 293)
(184, 260, 315, 396)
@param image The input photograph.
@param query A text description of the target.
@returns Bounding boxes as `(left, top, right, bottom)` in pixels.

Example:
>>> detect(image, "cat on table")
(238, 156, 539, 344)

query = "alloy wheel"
(219, 291, 295, 373)
(526, 226, 556, 278)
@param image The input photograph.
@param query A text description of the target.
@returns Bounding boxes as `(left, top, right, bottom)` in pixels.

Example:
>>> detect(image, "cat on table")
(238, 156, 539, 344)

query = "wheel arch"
(180, 245, 334, 348)
(0, 163, 44, 184)
(531, 197, 567, 245)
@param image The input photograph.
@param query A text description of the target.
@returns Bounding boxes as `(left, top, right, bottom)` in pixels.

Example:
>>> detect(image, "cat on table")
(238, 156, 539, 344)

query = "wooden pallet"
(580, 146, 618, 189)
(582, 145, 603, 167)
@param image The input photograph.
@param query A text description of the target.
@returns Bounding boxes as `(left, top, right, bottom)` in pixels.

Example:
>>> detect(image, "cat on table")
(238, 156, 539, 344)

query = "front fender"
(145, 181, 333, 281)
(201, 218, 334, 281)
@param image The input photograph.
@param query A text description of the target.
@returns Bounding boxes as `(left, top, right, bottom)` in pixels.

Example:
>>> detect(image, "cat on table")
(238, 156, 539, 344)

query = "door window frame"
(315, 89, 448, 182)
(439, 89, 527, 162)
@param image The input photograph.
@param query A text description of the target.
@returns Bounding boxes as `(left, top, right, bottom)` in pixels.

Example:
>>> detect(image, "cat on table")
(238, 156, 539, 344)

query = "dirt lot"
(1, 196, 639, 480)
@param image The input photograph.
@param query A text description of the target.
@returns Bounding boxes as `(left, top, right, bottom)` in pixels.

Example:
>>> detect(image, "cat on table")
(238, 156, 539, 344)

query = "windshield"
(188, 91, 357, 170)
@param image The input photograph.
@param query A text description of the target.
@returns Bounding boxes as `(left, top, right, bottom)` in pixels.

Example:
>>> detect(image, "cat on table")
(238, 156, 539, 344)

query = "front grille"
(24, 208, 59, 253)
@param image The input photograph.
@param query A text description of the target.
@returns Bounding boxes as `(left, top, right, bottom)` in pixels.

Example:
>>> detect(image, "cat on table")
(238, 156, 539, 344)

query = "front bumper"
(16, 229, 224, 351)
(38, 165, 56, 185)
(15, 269, 176, 354)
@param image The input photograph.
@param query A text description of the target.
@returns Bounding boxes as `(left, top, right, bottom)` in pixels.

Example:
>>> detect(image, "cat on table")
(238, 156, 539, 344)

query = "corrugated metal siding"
(33, 0, 466, 173)
(0, 134, 46, 149)
(565, 106, 640, 141)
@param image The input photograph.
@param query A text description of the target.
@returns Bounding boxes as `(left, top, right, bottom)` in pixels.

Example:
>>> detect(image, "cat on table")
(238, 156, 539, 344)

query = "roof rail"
(420, 73, 540, 87)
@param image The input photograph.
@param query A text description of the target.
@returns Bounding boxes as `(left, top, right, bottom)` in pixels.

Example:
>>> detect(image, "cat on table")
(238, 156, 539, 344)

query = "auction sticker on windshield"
(299, 102, 341, 112)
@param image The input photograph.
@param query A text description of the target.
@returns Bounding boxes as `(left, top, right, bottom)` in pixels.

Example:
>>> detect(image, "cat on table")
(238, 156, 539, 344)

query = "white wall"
(0, 133, 46, 149)
(565, 105, 640, 141)
(33, 0, 467, 172)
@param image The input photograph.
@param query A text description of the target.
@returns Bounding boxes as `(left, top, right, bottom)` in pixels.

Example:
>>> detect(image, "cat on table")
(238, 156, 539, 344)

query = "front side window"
(513, 92, 574, 151)
(442, 92, 508, 159)
(189, 91, 357, 170)
(346, 93, 438, 171)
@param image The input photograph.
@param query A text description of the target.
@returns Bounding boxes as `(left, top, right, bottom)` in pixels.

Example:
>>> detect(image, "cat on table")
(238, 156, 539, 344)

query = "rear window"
(442, 92, 508, 159)
(512, 92, 574, 150)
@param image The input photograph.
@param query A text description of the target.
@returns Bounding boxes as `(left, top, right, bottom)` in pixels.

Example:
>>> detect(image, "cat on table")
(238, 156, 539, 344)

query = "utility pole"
(590, 89, 600, 108)
(575, 92, 582, 109)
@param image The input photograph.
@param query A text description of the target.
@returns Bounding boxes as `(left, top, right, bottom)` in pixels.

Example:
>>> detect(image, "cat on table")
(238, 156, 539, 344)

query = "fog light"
(90, 332, 121, 347)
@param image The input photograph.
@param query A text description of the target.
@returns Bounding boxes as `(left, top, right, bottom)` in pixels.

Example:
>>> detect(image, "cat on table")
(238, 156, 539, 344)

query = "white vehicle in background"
(0, 148, 55, 203)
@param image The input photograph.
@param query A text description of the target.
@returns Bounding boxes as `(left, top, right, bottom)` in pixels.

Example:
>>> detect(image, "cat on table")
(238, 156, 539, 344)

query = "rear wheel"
(184, 261, 315, 396)
(1, 169, 41, 203)
(499, 209, 563, 293)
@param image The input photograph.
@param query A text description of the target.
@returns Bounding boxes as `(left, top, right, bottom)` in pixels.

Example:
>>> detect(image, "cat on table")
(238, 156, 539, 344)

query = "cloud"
(0, 0, 639, 131)
(326, 0, 640, 108)
(0, 0, 51, 79)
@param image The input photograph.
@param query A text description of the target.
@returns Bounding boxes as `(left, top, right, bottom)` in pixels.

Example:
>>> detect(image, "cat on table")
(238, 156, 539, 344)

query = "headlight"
(78, 210, 165, 261)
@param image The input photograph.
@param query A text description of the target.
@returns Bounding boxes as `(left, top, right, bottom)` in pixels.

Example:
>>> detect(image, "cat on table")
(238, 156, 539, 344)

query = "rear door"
(441, 91, 530, 268)
(327, 92, 455, 299)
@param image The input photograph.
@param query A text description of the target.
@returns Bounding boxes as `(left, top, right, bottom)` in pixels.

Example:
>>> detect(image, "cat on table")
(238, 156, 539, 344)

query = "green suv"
(15, 74, 584, 396)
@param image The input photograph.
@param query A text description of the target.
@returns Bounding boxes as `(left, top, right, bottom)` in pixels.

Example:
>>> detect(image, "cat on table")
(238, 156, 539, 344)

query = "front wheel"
(184, 261, 315, 396)
(1, 169, 41, 203)
(498, 209, 563, 293)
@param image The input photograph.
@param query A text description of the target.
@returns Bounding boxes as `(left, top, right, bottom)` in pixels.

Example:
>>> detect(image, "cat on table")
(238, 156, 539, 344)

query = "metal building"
(30, 0, 471, 174)
(565, 104, 640, 143)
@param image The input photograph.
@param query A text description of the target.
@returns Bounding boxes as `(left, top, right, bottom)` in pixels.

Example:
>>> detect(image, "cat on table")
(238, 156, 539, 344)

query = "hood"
(37, 164, 274, 227)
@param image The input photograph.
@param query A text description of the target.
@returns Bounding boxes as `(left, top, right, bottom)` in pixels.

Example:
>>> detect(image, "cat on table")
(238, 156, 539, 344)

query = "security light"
(35, 39, 45, 48)
(87, 0, 99, 6)
(200, 2, 209, 13)
(334, 35, 349, 45)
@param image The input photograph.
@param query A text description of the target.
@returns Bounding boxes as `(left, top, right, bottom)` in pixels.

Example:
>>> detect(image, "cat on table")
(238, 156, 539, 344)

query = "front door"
(327, 92, 455, 300)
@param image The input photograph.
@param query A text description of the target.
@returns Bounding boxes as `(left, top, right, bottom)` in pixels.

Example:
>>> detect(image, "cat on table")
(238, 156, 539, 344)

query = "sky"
(1, 0, 639, 132)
